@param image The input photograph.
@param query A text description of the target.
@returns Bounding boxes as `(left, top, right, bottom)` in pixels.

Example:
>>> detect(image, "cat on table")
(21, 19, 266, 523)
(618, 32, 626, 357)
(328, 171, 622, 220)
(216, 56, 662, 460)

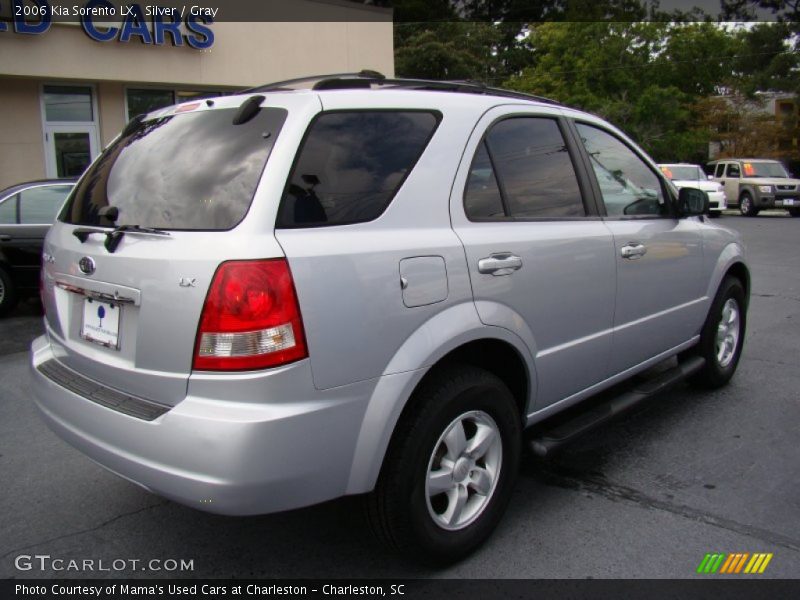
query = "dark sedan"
(0, 179, 76, 315)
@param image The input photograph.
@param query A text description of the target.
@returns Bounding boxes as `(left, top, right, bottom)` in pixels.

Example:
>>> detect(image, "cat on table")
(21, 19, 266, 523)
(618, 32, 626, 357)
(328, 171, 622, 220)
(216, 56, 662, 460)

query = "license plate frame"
(80, 297, 121, 350)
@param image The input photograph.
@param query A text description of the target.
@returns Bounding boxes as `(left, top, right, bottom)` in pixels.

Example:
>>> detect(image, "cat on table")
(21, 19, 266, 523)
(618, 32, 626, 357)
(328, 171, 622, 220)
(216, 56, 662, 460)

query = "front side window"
(576, 123, 667, 218)
(715, 163, 725, 177)
(277, 111, 439, 228)
(19, 185, 74, 224)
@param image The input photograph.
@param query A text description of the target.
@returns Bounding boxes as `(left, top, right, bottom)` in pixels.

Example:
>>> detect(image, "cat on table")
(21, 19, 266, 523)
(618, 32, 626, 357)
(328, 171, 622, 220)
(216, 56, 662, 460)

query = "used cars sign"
(0, 0, 215, 49)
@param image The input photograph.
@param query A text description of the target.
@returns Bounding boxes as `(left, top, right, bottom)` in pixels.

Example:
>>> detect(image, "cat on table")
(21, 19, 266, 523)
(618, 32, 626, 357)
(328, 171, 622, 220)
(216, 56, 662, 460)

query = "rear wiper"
(73, 225, 171, 253)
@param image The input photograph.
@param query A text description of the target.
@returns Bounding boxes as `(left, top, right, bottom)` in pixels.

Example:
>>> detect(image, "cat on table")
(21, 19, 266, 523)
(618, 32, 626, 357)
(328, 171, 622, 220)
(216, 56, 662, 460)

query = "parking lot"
(1, 213, 798, 580)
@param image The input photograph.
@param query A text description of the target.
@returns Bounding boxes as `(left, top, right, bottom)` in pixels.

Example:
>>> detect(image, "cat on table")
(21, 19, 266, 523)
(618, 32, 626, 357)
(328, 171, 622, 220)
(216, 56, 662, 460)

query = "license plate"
(783, 198, 795, 206)
(81, 298, 121, 349)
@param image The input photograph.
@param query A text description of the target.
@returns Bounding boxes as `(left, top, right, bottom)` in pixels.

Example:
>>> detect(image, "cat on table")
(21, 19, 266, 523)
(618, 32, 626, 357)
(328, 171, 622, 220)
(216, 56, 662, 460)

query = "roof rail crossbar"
(373, 77, 563, 106)
(245, 71, 562, 107)
(246, 70, 386, 93)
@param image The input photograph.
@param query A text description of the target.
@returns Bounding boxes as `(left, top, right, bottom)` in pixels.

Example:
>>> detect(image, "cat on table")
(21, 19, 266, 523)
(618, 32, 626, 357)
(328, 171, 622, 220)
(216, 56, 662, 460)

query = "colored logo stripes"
(697, 552, 773, 574)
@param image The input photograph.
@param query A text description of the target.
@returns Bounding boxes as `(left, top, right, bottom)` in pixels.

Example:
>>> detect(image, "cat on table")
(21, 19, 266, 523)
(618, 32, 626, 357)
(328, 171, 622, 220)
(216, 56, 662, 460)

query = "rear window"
(276, 111, 440, 228)
(60, 106, 288, 230)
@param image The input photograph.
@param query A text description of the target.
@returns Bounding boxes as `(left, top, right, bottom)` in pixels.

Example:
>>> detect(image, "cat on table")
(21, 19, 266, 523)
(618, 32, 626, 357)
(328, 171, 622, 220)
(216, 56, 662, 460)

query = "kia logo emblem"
(79, 256, 96, 275)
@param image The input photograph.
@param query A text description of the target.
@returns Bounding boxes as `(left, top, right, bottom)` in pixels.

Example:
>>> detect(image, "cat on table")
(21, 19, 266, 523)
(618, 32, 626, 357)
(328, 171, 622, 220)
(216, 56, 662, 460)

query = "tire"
(739, 192, 758, 217)
(0, 267, 18, 317)
(685, 277, 746, 389)
(789, 208, 800, 218)
(366, 364, 521, 565)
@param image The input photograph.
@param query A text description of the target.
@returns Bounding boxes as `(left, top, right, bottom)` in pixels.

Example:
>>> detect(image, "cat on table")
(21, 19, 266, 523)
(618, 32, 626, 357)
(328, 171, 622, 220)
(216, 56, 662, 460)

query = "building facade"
(0, 0, 393, 189)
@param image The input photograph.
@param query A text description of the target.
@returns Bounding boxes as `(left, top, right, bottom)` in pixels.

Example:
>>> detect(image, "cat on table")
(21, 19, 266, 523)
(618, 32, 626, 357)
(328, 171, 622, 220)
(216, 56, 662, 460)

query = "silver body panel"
(30, 89, 748, 515)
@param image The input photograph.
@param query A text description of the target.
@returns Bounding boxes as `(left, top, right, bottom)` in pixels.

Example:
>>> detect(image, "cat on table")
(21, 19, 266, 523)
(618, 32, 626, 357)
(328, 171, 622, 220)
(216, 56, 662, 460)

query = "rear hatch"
(40, 97, 296, 407)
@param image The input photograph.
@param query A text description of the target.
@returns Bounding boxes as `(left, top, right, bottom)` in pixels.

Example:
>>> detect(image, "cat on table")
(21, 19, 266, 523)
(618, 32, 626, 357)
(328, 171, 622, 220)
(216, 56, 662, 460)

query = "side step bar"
(528, 356, 705, 457)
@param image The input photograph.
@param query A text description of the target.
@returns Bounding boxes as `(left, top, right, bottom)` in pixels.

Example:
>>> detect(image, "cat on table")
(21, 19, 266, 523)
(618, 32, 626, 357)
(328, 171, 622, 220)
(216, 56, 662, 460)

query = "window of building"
(277, 111, 440, 228)
(43, 85, 93, 122)
(575, 122, 667, 218)
(41, 84, 99, 179)
(126, 89, 224, 121)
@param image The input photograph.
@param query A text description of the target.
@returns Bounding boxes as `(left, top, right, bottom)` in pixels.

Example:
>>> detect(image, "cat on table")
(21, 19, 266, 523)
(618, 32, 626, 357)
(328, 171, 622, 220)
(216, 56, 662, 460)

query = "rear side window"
(464, 142, 505, 219)
(20, 185, 73, 224)
(726, 163, 741, 177)
(60, 107, 288, 230)
(464, 117, 585, 220)
(277, 111, 439, 228)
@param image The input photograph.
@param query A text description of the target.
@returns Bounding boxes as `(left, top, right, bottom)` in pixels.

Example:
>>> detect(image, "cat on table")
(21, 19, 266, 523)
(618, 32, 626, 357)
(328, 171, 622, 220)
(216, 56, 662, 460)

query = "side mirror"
(678, 187, 709, 217)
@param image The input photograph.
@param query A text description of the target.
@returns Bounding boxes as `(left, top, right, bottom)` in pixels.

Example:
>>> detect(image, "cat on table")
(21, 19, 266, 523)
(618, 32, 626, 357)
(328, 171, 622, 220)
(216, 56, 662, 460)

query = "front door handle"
(620, 243, 647, 260)
(478, 253, 522, 276)
(0, 235, 11, 242)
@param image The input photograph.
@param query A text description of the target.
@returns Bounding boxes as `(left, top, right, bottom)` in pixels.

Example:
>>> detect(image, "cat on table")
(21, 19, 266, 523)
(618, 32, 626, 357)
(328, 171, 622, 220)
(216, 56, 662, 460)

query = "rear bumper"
(30, 335, 373, 515)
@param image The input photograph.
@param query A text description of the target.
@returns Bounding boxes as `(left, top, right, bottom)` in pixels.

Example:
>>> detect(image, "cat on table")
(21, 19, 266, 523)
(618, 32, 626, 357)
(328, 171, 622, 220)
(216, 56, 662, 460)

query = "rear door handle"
(478, 253, 522, 276)
(0, 235, 11, 242)
(620, 243, 647, 260)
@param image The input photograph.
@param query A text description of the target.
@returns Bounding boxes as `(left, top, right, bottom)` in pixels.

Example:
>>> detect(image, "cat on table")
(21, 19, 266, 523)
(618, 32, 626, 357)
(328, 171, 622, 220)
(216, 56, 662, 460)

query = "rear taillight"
(193, 259, 307, 371)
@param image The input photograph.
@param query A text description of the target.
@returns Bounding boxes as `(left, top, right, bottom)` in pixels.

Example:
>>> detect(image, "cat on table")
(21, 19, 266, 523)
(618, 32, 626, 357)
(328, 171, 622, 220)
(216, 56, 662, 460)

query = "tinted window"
(575, 123, 667, 217)
(715, 163, 725, 177)
(277, 111, 439, 228)
(19, 185, 73, 224)
(0, 195, 17, 224)
(484, 117, 584, 218)
(726, 163, 741, 177)
(464, 142, 505, 219)
(60, 107, 287, 230)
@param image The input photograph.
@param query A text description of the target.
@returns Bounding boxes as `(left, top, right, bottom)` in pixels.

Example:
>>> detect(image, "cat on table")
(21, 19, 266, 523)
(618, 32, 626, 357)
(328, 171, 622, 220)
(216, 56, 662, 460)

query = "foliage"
(389, 1, 799, 163)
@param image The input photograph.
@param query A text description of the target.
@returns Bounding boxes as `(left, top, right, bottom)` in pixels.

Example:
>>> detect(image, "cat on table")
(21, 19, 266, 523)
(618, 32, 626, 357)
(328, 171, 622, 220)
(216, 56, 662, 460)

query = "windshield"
(660, 165, 703, 181)
(742, 162, 789, 178)
(60, 106, 288, 230)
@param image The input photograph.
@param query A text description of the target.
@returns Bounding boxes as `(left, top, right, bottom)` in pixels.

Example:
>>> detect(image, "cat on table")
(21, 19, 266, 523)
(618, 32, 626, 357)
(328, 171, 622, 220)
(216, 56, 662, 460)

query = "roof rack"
(245, 70, 562, 107)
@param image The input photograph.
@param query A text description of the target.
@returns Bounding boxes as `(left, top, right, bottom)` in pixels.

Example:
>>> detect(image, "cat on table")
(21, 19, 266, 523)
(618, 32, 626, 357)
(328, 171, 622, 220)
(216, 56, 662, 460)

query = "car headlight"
(758, 185, 772, 193)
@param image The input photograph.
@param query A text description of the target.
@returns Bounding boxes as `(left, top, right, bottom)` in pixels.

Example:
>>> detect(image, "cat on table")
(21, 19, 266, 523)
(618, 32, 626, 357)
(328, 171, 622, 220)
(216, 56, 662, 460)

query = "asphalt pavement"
(1, 212, 798, 580)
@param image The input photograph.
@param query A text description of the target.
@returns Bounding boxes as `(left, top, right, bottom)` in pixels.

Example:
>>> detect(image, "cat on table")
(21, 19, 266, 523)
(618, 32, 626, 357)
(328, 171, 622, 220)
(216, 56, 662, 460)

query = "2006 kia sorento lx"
(30, 73, 749, 564)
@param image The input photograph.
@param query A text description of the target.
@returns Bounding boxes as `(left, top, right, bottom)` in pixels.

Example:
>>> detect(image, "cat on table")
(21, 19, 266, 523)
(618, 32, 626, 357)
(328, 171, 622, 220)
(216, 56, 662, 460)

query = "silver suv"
(30, 73, 749, 564)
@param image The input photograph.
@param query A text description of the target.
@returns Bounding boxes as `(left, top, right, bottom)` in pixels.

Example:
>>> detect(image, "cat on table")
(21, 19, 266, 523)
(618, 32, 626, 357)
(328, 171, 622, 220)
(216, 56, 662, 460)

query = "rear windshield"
(60, 107, 287, 230)
(276, 110, 440, 228)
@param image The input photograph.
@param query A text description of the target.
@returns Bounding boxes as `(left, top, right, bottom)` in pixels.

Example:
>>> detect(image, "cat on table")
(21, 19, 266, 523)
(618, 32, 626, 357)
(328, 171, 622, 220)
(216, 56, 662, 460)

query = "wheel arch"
(725, 261, 751, 309)
(345, 304, 535, 495)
